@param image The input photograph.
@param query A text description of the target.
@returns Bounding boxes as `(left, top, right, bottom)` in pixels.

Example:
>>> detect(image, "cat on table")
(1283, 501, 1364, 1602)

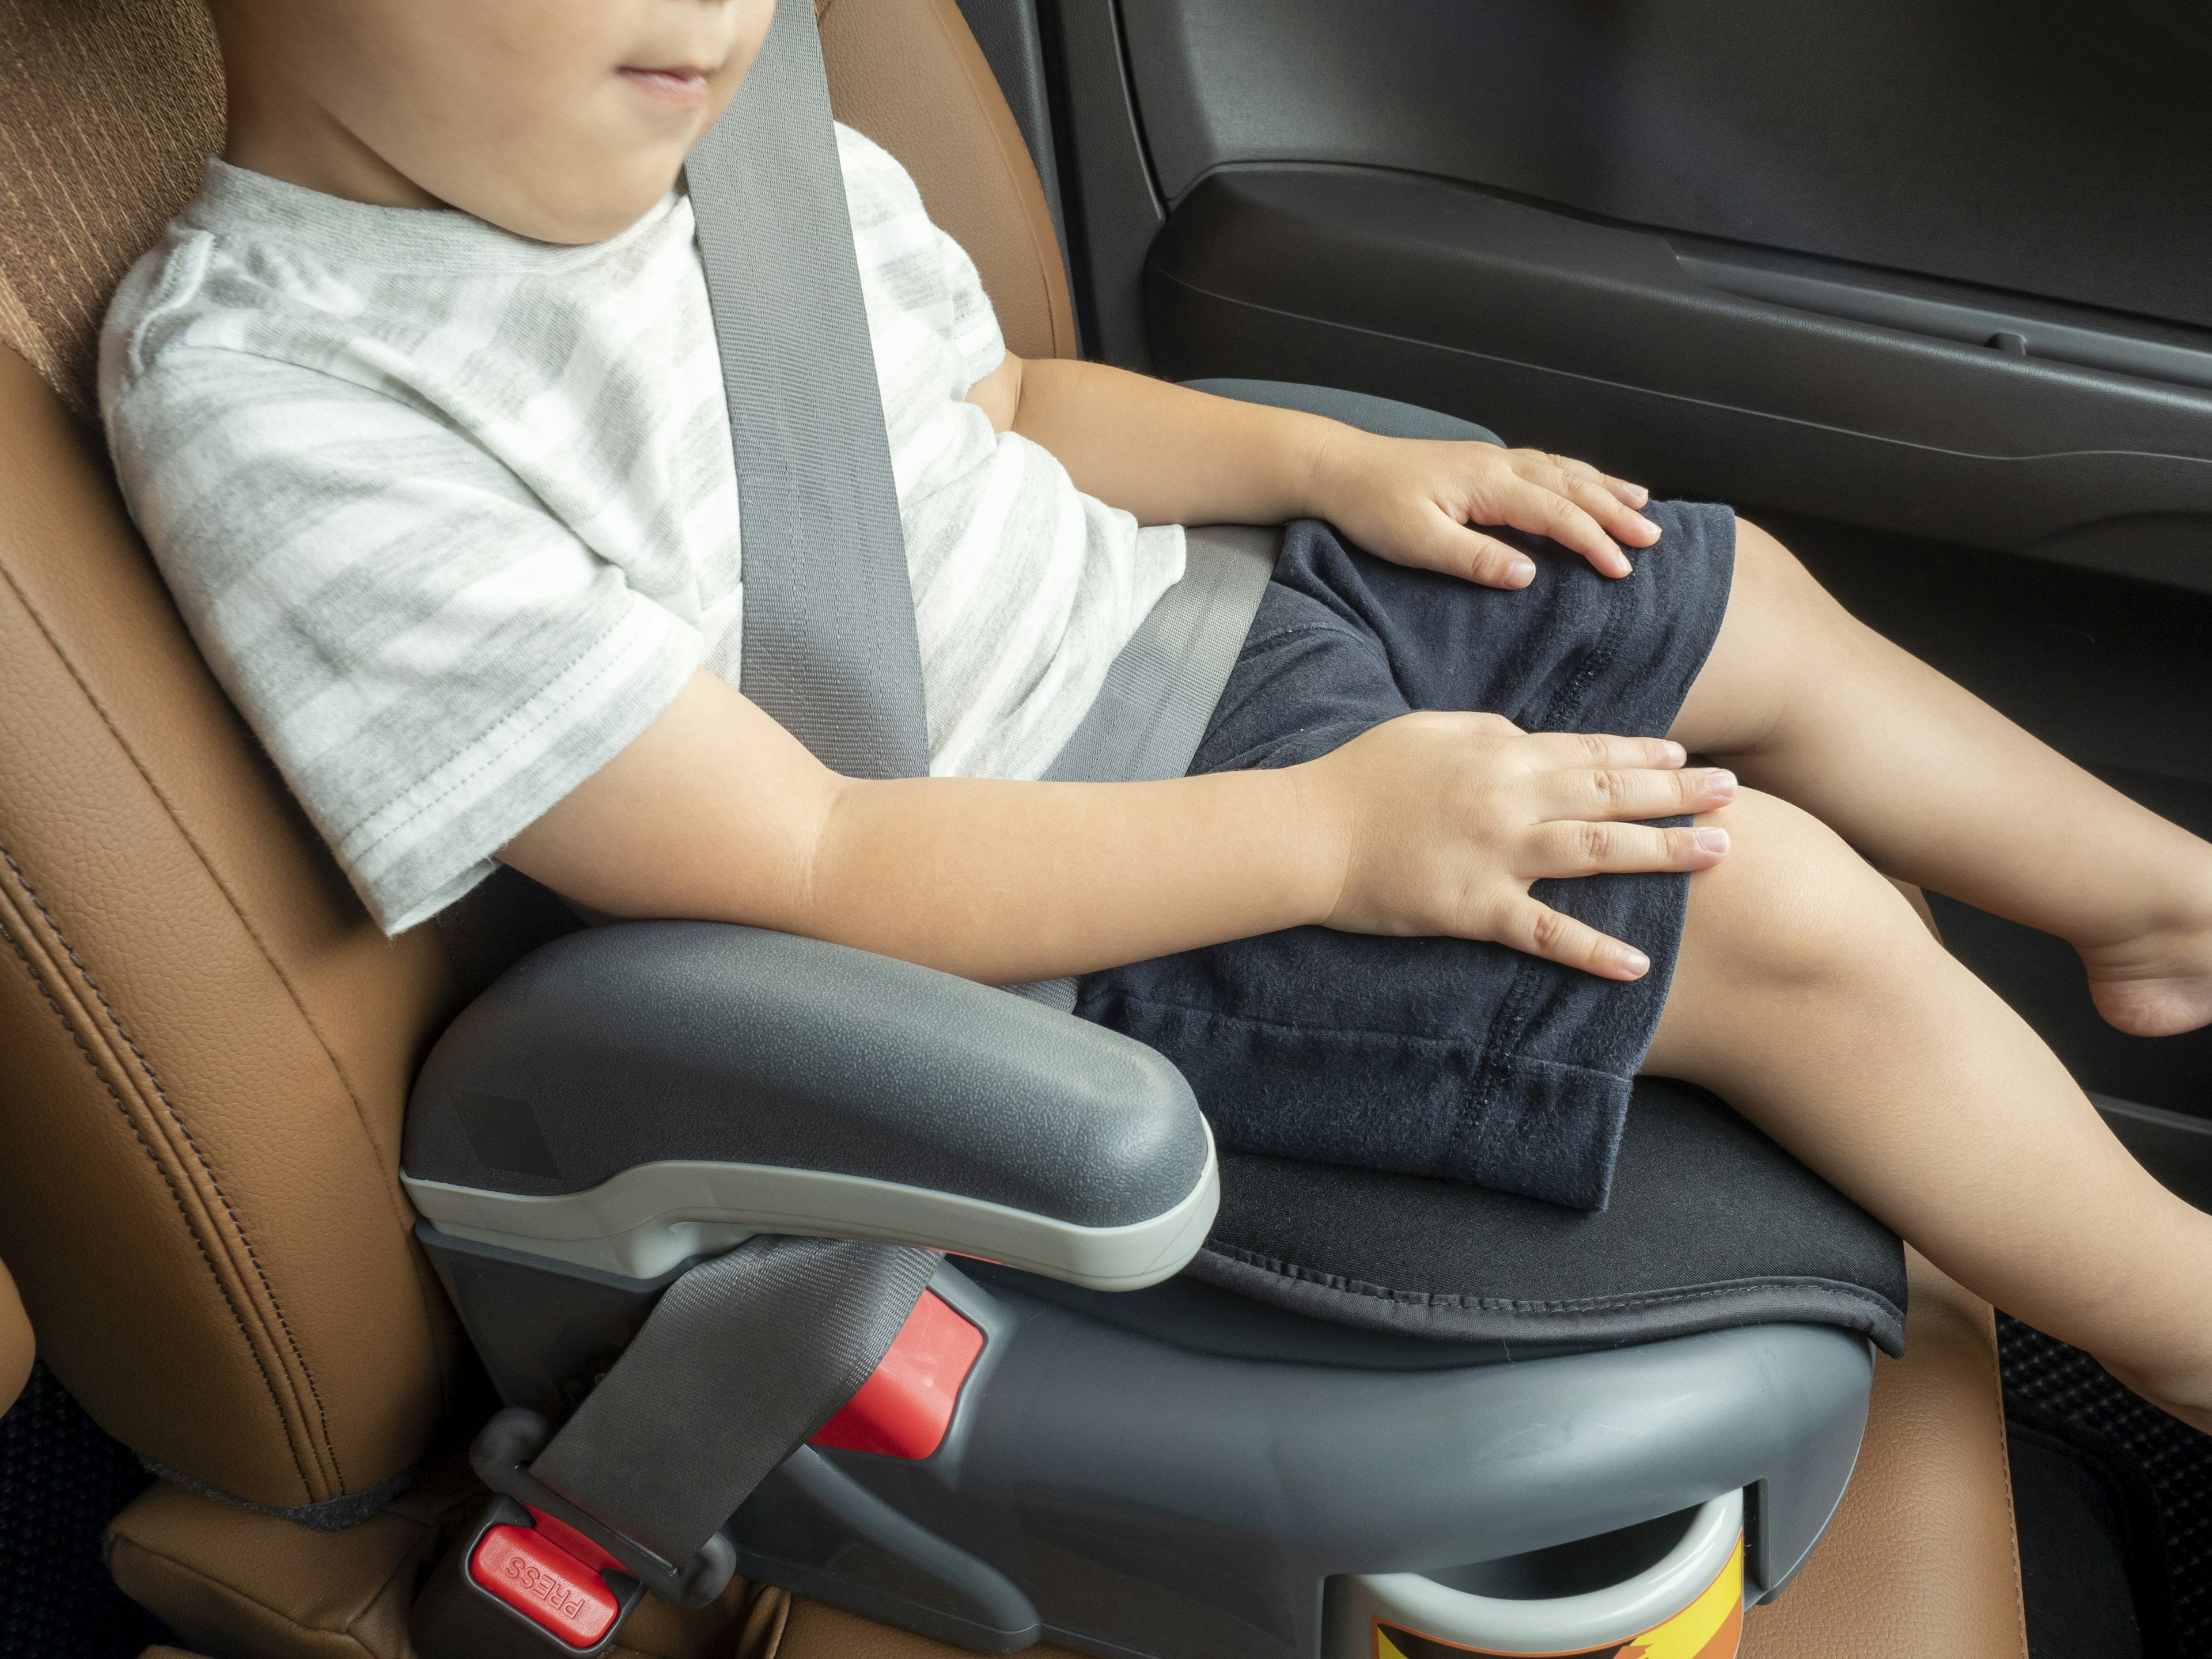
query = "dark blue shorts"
(1075, 503, 1737, 1211)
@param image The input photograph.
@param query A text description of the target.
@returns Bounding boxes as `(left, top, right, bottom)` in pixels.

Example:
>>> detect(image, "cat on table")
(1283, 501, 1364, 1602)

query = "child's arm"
(499, 669, 1733, 983)
(965, 354, 1661, 589)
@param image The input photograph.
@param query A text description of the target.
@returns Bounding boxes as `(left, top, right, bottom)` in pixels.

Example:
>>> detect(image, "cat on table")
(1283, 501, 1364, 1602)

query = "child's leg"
(1645, 787, 2212, 1430)
(1670, 521, 2212, 1036)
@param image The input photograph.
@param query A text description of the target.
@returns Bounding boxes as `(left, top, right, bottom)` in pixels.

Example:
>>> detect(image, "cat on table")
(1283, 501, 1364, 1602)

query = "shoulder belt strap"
(686, 0, 931, 781)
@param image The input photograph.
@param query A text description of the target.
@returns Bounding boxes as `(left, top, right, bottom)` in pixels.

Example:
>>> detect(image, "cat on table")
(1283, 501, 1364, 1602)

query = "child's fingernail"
(1634, 513, 1659, 535)
(1628, 486, 1651, 507)
(1696, 828, 1730, 854)
(1706, 768, 1736, 797)
(1620, 948, 1652, 977)
(1508, 555, 1536, 583)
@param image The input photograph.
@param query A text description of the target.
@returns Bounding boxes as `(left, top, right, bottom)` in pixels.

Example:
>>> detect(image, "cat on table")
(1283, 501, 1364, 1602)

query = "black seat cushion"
(1188, 1076, 1907, 1355)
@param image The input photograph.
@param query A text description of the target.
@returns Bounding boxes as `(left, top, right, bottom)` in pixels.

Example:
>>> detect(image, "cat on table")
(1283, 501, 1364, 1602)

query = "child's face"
(217, 0, 777, 243)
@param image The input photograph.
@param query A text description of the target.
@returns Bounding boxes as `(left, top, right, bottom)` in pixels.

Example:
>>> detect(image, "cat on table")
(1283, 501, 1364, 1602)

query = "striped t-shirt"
(100, 126, 1185, 933)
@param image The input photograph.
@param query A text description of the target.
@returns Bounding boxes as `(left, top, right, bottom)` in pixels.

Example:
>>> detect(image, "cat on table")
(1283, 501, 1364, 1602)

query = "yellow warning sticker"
(1373, 1535, 1743, 1659)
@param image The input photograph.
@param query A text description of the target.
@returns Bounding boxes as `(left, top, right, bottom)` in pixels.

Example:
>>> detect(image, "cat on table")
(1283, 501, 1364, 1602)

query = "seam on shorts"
(1446, 948, 1552, 1180)
(1086, 987, 1634, 1082)
(1527, 540, 1630, 734)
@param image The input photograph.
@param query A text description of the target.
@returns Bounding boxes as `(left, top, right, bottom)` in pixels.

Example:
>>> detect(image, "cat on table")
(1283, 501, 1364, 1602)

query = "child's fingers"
(1488, 478, 1634, 578)
(1492, 896, 1652, 980)
(1535, 764, 1736, 821)
(1518, 732, 1687, 773)
(1515, 452, 1662, 551)
(1520, 820, 1731, 881)
(1439, 526, 1540, 589)
(1517, 448, 1648, 512)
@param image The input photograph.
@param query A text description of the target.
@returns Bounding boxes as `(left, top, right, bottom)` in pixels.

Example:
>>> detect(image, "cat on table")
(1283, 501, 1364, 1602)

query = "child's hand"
(1306, 428, 1660, 588)
(1296, 713, 1734, 978)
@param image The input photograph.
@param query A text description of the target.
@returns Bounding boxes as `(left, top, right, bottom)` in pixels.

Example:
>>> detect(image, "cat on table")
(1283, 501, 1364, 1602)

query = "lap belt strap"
(1009, 522, 1281, 1012)
(1044, 525, 1280, 787)
(471, 1237, 937, 1609)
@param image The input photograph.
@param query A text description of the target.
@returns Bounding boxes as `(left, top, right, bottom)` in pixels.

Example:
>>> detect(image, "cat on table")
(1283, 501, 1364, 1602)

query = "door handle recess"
(1675, 251, 2212, 395)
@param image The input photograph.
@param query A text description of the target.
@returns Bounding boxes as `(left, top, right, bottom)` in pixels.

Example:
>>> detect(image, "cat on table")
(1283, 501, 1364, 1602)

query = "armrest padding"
(402, 921, 1209, 1231)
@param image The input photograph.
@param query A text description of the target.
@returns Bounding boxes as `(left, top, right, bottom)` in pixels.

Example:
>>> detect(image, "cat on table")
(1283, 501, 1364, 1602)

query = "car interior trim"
(1147, 168, 2212, 594)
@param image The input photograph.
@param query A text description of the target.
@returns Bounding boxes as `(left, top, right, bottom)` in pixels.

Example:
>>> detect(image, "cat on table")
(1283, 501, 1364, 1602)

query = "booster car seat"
(0, 1, 2027, 1657)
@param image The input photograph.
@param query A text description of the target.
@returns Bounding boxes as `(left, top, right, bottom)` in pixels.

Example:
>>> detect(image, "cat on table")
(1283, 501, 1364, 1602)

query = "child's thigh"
(1666, 518, 1855, 755)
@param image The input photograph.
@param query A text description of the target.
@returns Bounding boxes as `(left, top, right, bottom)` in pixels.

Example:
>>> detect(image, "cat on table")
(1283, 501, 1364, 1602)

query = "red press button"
(810, 1290, 984, 1460)
(470, 1523, 619, 1648)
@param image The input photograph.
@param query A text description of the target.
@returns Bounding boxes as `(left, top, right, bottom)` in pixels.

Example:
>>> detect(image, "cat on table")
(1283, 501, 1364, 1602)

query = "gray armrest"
(401, 921, 1217, 1289)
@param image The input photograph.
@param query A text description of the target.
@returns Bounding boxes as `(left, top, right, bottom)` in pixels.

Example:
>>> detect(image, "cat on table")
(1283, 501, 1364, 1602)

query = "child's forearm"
(1003, 357, 1340, 528)
(500, 670, 1342, 982)
(804, 768, 1335, 982)
(978, 355, 1658, 587)
(502, 672, 1723, 987)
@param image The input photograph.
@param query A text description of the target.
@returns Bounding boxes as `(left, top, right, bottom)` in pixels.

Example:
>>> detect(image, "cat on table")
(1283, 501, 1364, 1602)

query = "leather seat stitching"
(0, 897, 312, 1494)
(108, 1534, 384, 1656)
(0, 536, 431, 1309)
(1990, 1313, 2029, 1657)
(0, 843, 344, 1491)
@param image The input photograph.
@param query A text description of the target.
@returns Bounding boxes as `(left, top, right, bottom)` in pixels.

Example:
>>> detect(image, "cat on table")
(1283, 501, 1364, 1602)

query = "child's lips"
(619, 66, 713, 107)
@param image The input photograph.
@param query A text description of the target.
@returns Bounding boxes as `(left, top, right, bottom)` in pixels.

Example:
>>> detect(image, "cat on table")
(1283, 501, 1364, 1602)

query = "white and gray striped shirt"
(101, 126, 1184, 933)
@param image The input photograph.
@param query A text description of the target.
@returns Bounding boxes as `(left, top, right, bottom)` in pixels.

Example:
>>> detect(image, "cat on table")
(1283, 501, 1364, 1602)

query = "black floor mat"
(2002, 1315, 2212, 1658)
(2009, 1407, 2155, 1658)
(0, 1363, 171, 1659)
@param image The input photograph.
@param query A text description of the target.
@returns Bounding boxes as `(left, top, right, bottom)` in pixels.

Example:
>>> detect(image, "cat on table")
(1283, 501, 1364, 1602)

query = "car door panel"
(1120, 0, 2212, 331)
(1147, 167, 2212, 592)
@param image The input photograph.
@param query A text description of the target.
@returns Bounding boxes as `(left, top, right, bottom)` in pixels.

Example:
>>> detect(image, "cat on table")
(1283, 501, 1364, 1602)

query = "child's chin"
(477, 171, 679, 247)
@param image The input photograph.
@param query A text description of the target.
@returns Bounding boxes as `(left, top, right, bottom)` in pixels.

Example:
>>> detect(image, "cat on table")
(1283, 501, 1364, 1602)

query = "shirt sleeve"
(931, 221, 1009, 390)
(107, 347, 703, 934)
(834, 122, 1007, 392)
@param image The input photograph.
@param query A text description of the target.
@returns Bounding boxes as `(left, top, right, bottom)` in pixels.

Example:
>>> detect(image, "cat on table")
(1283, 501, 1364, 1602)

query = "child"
(105, 0, 2212, 1435)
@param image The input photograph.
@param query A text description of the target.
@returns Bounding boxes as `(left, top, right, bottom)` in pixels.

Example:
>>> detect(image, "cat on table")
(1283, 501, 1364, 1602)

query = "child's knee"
(1730, 518, 1827, 620)
(1683, 790, 1936, 997)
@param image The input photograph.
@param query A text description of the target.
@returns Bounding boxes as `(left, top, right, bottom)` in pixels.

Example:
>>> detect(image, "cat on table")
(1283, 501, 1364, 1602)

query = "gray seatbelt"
(1043, 525, 1278, 786)
(465, 1236, 936, 1608)
(1008, 522, 1279, 1013)
(687, 0, 930, 780)
(479, 6, 1283, 1605)
(476, 6, 938, 1613)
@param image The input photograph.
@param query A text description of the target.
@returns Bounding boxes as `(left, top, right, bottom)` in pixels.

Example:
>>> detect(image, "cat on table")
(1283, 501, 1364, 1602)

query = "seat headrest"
(0, 0, 226, 419)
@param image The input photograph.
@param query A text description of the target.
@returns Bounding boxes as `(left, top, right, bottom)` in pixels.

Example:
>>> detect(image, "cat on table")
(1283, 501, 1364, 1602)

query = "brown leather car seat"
(1, 1259, 33, 1416)
(0, 0, 2023, 1656)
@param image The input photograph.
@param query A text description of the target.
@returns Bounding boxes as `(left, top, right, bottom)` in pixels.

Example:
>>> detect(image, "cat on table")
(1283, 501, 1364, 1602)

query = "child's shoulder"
(833, 121, 931, 228)
(101, 175, 357, 427)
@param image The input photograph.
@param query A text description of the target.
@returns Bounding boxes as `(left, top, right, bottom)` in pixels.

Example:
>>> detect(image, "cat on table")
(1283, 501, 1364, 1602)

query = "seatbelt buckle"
(466, 1406, 742, 1611)
(412, 1495, 649, 1658)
